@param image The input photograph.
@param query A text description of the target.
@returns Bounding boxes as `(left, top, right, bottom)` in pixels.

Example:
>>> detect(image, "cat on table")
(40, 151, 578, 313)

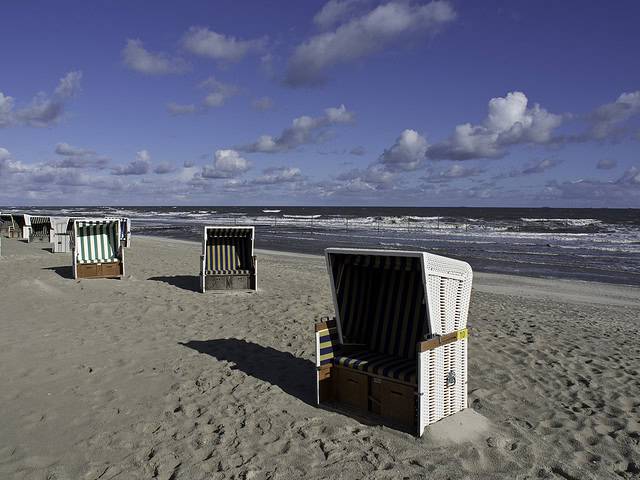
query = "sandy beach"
(0, 235, 639, 479)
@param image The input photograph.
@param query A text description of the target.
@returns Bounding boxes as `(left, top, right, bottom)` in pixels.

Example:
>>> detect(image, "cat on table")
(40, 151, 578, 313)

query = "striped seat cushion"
(75, 221, 120, 264)
(205, 269, 251, 275)
(333, 350, 417, 384)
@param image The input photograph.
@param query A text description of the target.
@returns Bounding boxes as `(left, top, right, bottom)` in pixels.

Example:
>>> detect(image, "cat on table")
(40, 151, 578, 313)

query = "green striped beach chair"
(200, 226, 257, 292)
(72, 218, 124, 279)
(316, 248, 472, 436)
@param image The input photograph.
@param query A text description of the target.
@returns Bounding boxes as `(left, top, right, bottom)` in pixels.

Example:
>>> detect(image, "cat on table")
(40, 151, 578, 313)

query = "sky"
(1, 0, 639, 207)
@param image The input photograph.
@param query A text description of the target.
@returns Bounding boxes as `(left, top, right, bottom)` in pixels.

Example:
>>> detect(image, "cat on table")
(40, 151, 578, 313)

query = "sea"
(2, 206, 640, 286)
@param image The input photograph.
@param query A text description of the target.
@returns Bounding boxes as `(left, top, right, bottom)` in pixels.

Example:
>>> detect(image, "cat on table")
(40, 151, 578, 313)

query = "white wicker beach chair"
(200, 226, 257, 292)
(71, 218, 124, 279)
(316, 248, 472, 435)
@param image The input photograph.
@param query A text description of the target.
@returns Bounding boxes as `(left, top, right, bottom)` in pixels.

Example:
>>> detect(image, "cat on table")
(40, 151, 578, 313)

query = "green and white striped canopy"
(75, 220, 120, 264)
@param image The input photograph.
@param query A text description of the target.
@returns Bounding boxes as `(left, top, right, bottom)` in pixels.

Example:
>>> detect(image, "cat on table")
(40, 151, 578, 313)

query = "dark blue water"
(3, 206, 640, 285)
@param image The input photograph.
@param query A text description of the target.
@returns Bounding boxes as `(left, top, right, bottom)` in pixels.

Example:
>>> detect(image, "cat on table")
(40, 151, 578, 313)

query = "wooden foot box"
(76, 262, 123, 279)
(204, 274, 255, 290)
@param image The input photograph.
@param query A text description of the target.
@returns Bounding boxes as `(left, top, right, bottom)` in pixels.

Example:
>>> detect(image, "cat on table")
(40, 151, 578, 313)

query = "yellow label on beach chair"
(456, 328, 468, 340)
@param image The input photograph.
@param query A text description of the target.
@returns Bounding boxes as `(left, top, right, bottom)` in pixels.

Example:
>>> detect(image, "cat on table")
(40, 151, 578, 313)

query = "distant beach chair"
(316, 248, 472, 435)
(71, 218, 124, 279)
(28, 216, 51, 243)
(50, 217, 73, 253)
(200, 226, 257, 292)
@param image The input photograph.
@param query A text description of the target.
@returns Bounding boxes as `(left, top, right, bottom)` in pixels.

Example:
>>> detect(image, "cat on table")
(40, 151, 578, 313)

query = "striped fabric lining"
(334, 255, 426, 360)
(205, 234, 252, 274)
(318, 326, 339, 366)
(75, 221, 119, 264)
(333, 350, 417, 384)
(30, 216, 50, 225)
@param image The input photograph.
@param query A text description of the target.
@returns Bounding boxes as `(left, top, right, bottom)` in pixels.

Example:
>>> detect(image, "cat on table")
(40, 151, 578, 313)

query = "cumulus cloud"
(166, 102, 198, 116)
(153, 161, 176, 174)
(182, 27, 264, 62)
(596, 158, 617, 170)
(493, 157, 562, 179)
(544, 166, 640, 203)
(252, 166, 302, 185)
(0, 147, 28, 175)
(112, 150, 151, 175)
(201, 149, 251, 178)
(122, 39, 187, 75)
(285, 1, 456, 86)
(379, 129, 428, 171)
(313, 0, 365, 29)
(587, 91, 640, 140)
(427, 91, 563, 160)
(0, 71, 83, 128)
(0, 93, 15, 127)
(183, 159, 195, 168)
(48, 142, 109, 169)
(200, 77, 238, 108)
(252, 96, 274, 111)
(239, 104, 354, 153)
(423, 163, 484, 183)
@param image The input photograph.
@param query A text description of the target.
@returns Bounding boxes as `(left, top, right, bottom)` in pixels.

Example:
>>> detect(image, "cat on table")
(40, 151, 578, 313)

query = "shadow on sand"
(148, 275, 200, 292)
(43, 265, 73, 279)
(180, 338, 316, 406)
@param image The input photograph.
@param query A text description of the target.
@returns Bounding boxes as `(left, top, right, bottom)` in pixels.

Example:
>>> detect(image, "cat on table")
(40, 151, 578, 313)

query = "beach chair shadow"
(148, 275, 200, 292)
(43, 265, 73, 279)
(180, 338, 316, 406)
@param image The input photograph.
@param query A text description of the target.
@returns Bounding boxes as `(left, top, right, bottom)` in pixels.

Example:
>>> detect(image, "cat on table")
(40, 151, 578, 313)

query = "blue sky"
(1, 0, 639, 206)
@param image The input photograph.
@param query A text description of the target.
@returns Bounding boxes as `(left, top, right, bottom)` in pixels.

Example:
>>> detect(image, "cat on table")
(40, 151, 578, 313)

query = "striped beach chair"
(71, 218, 124, 279)
(28, 216, 51, 243)
(200, 226, 257, 292)
(316, 248, 472, 436)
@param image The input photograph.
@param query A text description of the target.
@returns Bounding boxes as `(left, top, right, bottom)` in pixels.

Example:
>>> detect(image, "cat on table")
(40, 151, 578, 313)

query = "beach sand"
(0, 236, 639, 479)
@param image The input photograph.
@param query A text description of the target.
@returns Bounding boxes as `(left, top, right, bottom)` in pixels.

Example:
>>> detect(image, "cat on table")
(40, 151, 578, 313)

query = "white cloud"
(54, 71, 83, 98)
(424, 163, 484, 183)
(313, 0, 365, 29)
(201, 149, 251, 178)
(252, 96, 274, 111)
(588, 91, 640, 139)
(112, 150, 151, 175)
(379, 129, 428, 171)
(153, 161, 175, 174)
(167, 102, 198, 116)
(55, 142, 92, 156)
(49, 142, 109, 169)
(0, 93, 15, 127)
(239, 104, 354, 153)
(427, 91, 563, 160)
(182, 27, 264, 62)
(286, 1, 456, 86)
(1, 71, 83, 128)
(252, 166, 302, 185)
(200, 77, 238, 108)
(122, 39, 187, 75)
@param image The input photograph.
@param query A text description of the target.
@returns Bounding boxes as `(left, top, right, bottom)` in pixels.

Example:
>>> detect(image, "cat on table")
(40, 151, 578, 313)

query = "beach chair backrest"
(74, 219, 120, 264)
(204, 227, 253, 273)
(328, 252, 427, 360)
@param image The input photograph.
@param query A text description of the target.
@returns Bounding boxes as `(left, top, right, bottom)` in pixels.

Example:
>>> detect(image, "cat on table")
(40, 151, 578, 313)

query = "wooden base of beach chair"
(76, 262, 123, 279)
(318, 364, 417, 430)
(204, 274, 256, 291)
